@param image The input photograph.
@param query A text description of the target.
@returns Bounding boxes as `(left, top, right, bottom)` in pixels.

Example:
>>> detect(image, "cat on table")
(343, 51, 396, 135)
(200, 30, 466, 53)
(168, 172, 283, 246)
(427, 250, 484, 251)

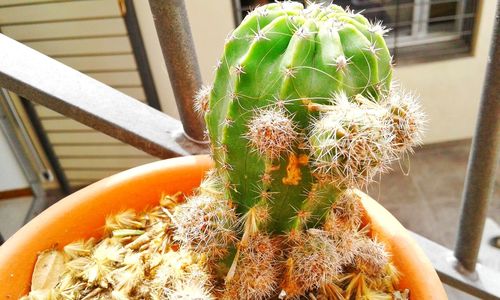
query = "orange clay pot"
(0, 155, 447, 299)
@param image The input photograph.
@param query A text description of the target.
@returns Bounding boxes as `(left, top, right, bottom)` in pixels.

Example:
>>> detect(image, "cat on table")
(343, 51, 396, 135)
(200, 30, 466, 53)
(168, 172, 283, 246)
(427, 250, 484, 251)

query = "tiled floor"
(0, 139, 498, 299)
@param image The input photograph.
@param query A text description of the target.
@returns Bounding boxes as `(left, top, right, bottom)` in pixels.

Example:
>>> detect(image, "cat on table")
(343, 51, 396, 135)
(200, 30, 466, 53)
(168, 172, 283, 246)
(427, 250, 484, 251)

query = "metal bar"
(412, 232, 500, 300)
(0, 89, 43, 187)
(0, 89, 48, 224)
(411, 0, 425, 37)
(148, 0, 206, 143)
(0, 0, 73, 9)
(1, 92, 52, 183)
(0, 16, 124, 28)
(123, 0, 162, 111)
(231, 0, 243, 26)
(419, 0, 431, 37)
(0, 33, 208, 159)
(20, 97, 71, 195)
(23, 184, 50, 223)
(455, 0, 467, 34)
(463, 0, 479, 46)
(454, 4, 500, 272)
(393, 0, 401, 63)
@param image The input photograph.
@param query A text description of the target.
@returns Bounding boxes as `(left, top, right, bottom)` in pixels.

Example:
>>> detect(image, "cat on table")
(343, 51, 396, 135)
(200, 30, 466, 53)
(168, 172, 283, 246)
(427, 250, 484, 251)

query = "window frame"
(231, 0, 478, 64)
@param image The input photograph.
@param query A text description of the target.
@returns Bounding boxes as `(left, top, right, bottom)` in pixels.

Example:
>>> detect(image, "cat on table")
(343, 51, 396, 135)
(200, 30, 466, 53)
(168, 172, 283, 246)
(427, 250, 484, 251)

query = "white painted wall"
(0, 128, 29, 191)
(136, 0, 496, 144)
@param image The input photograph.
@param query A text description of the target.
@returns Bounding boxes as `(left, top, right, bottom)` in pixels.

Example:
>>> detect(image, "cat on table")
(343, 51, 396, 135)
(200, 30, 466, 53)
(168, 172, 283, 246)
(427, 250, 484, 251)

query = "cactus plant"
(191, 1, 424, 298)
(198, 1, 423, 232)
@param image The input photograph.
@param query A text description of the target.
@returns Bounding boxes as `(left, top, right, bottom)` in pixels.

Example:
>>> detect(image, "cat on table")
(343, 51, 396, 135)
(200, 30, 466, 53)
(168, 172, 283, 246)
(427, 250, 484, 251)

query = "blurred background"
(0, 0, 498, 297)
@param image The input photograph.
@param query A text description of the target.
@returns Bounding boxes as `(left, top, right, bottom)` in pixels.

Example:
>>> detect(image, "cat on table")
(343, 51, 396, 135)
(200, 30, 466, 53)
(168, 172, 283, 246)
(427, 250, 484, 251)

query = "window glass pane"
(429, 0, 459, 33)
(334, 0, 414, 55)
(239, 0, 415, 38)
(336, 0, 414, 37)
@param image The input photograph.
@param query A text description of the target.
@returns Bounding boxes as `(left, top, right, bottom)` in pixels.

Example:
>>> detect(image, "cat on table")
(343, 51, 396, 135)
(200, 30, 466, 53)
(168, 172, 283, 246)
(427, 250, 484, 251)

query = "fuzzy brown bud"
(246, 108, 298, 159)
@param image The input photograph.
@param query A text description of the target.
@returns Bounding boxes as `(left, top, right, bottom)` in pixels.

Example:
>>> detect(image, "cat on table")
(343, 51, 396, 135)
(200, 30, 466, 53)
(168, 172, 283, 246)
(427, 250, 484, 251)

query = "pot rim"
(0, 155, 447, 299)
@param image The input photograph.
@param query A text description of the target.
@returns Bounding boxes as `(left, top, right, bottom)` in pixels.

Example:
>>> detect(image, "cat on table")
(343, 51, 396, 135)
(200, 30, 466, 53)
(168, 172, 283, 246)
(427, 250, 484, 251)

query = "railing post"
(454, 4, 500, 272)
(148, 0, 207, 143)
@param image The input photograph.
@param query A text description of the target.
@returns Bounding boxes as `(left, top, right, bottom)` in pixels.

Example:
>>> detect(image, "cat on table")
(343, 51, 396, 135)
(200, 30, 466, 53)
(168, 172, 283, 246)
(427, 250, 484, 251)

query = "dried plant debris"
(31, 250, 66, 291)
(22, 192, 409, 300)
(22, 194, 212, 300)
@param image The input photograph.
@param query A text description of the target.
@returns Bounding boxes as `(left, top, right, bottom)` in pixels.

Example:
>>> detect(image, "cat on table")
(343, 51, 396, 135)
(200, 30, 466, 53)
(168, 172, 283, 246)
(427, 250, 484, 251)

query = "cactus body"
(205, 2, 394, 233)
(190, 2, 425, 298)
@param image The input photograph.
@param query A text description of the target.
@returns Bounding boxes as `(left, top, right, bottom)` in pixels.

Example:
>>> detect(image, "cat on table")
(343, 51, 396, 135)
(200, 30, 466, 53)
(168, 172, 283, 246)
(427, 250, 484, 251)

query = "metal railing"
(0, 0, 498, 298)
(0, 90, 48, 243)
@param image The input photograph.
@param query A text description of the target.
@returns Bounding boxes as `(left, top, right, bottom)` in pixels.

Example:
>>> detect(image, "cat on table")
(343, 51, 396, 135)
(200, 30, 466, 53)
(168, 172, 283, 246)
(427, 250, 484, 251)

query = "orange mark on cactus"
(308, 103, 322, 112)
(302, 98, 321, 112)
(159, 191, 184, 208)
(282, 153, 309, 185)
(281, 257, 301, 296)
(298, 154, 308, 165)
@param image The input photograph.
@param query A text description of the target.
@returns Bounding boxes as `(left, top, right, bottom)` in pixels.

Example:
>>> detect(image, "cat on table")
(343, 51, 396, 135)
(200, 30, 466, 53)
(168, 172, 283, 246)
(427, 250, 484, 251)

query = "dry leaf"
(31, 249, 65, 290)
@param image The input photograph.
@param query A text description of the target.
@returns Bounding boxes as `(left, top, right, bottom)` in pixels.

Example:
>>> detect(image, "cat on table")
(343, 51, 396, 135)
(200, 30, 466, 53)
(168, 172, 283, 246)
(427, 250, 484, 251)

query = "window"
(232, 0, 479, 64)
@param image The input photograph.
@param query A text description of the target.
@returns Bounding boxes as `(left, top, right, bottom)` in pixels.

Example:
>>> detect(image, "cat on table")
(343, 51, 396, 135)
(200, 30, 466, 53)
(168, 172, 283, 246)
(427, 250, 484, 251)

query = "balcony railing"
(0, 1, 498, 298)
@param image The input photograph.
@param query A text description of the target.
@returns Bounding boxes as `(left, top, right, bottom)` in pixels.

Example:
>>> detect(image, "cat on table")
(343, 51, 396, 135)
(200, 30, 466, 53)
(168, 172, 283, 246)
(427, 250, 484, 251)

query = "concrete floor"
(0, 139, 498, 299)
(367, 140, 499, 249)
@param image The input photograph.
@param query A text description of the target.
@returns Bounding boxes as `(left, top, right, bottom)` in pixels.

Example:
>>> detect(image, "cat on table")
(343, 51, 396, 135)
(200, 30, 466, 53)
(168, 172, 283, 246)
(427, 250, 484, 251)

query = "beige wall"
(136, 0, 496, 144)
(395, 1, 496, 143)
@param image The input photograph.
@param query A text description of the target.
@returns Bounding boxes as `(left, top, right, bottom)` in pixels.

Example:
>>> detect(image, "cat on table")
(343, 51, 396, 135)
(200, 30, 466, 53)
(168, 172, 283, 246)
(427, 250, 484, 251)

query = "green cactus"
(203, 2, 395, 234)
(188, 1, 424, 298)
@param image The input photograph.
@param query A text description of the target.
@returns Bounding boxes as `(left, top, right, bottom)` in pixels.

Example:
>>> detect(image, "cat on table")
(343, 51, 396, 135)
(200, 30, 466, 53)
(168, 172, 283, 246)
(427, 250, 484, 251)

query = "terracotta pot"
(0, 155, 447, 299)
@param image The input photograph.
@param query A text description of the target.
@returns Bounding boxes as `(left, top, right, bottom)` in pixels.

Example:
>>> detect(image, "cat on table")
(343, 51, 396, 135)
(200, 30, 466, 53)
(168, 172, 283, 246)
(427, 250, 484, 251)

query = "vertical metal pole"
(123, 0, 162, 111)
(393, 0, 401, 63)
(20, 98, 71, 195)
(0, 89, 49, 224)
(455, 0, 467, 34)
(231, 0, 243, 26)
(148, 0, 206, 143)
(454, 5, 500, 272)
